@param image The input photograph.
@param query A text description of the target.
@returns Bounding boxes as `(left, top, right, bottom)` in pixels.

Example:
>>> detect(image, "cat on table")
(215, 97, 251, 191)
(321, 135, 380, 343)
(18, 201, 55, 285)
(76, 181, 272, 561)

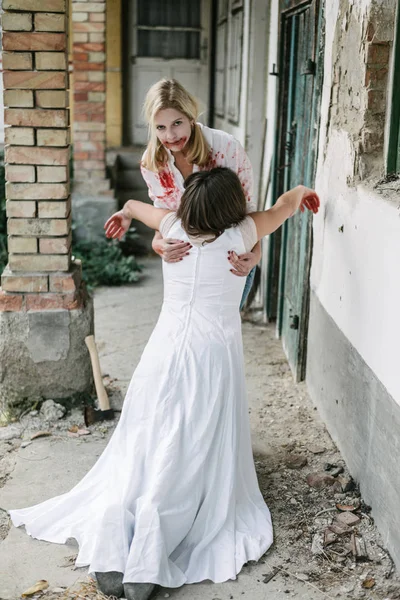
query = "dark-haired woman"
(9, 168, 319, 600)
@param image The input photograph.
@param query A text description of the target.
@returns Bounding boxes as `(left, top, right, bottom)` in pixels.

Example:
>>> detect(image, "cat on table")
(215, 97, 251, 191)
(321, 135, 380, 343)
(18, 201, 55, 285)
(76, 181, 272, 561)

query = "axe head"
(84, 405, 115, 426)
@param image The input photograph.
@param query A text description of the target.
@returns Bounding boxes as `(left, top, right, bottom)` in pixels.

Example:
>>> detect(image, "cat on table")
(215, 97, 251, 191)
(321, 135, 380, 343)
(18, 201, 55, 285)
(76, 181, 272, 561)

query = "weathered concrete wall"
(308, 0, 400, 567)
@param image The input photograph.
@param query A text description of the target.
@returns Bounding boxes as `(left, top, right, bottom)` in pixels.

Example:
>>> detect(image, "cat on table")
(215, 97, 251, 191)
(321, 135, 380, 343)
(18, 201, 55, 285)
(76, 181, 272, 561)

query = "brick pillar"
(0, 0, 94, 409)
(71, 0, 116, 240)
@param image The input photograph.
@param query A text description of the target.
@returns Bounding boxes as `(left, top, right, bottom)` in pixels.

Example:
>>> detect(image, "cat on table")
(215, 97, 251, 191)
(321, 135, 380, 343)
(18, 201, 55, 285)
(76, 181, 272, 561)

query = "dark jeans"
(240, 267, 256, 310)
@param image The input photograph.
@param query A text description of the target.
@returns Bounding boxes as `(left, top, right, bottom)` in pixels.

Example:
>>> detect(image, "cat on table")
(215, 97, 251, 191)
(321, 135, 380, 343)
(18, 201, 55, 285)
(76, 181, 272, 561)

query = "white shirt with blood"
(140, 123, 256, 213)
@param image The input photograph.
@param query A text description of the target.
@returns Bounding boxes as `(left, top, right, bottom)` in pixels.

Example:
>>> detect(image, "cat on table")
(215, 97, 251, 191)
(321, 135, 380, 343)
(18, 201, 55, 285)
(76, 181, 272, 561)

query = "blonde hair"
(141, 79, 210, 172)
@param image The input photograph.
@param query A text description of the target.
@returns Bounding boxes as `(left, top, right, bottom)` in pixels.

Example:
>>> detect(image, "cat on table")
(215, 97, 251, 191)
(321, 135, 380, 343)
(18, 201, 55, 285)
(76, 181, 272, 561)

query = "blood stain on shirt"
(159, 170, 176, 196)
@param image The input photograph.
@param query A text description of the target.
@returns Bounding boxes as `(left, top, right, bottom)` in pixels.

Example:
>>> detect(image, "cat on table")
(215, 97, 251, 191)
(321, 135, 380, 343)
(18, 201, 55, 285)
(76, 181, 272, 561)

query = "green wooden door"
(273, 0, 323, 381)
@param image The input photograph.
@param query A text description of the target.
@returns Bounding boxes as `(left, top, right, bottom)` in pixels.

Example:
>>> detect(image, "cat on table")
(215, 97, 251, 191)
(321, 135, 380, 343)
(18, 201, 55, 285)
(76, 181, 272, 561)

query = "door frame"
(268, 0, 324, 380)
(121, 0, 214, 146)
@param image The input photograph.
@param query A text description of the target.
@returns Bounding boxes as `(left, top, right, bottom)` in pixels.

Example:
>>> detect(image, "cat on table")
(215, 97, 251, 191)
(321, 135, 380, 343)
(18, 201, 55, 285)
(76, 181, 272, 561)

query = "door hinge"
(301, 59, 316, 75)
(269, 63, 279, 77)
(290, 314, 299, 330)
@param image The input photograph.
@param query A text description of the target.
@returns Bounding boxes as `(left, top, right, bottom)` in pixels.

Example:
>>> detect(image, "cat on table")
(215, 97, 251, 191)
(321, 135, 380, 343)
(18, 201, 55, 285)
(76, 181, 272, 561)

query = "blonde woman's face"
(154, 108, 192, 153)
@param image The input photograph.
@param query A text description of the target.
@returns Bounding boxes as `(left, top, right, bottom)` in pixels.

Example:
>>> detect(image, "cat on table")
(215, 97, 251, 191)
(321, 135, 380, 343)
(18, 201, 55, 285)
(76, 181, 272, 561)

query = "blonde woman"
(124, 78, 260, 305)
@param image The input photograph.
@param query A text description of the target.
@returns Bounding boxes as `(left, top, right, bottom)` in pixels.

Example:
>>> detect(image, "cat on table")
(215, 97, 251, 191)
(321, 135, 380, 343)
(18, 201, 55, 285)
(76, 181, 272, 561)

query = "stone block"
(3, 71, 67, 90)
(74, 102, 105, 115)
(88, 91, 105, 102)
(9, 253, 70, 272)
(4, 127, 35, 146)
(366, 43, 390, 65)
(37, 166, 68, 182)
(5, 165, 36, 183)
(6, 200, 36, 218)
(73, 22, 105, 33)
(88, 52, 105, 63)
(73, 71, 88, 81)
(73, 121, 105, 131)
(6, 146, 69, 166)
(0, 301, 94, 410)
(74, 81, 105, 92)
(1, 268, 47, 293)
(36, 52, 67, 71)
(35, 90, 69, 108)
(8, 214, 71, 236)
(40, 232, 71, 254)
(72, 12, 88, 22)
(3, 0, 65, 11)
(73, 33, 89, 42)
(73, 61, 104, 71)
(74, 42, 104, 52)
(2, 12, 32, 31)
(49, 263, 81, 292)
(5, 108, 67, 128)
(2, 32, 66, 52)
(89, 131, 105, 141)
(73, 2, 105, 11)
(6, 182, 69, 200)
(37, 129, 69, 146)
(3, 52, 32, 70)
(89, 13, 106, 22)
(4, 90, 34, 108)
(38, 198, 71, 218)
(89, 33, 105, 43)
(34, 13, 66, 31)
(73, 132, 89, 141)
(7, 236, 38, 254)
(367, 90, 385, 114)
(88, 71, 105, 82)
(0, 290, 23, 312)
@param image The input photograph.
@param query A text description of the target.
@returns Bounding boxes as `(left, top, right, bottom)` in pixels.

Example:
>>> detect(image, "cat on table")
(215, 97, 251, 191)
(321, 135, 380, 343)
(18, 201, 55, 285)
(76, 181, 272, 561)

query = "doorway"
(123, 0, 212, 146)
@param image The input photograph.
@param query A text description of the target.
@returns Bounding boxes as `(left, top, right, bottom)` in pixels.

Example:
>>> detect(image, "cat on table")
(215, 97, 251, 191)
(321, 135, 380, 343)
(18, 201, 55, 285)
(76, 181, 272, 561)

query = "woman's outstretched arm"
(250, 185, 320, 240)
(104, 201, 170, 240)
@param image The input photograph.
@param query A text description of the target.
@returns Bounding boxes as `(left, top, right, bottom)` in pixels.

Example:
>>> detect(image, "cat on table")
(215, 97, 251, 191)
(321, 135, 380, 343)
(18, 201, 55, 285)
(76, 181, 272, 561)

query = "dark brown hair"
(177, 167, 247, 241)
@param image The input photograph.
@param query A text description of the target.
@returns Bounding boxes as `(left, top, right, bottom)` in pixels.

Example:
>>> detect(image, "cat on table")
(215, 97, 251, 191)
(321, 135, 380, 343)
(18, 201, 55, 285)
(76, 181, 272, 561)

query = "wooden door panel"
(275, 0, 322, 380)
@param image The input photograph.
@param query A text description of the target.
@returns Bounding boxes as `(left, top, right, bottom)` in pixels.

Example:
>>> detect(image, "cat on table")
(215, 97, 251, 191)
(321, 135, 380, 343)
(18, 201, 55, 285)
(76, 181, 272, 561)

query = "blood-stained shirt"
(140, 123, 256, 213)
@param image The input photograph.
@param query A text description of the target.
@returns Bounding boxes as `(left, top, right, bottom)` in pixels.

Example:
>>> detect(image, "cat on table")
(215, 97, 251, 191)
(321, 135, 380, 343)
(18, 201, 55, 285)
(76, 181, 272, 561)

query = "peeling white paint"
(311, 0, 400, 406)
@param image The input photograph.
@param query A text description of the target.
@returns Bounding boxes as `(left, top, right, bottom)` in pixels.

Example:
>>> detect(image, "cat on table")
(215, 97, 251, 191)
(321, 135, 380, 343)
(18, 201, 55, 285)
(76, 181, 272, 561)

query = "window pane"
(138, 31, 200, 59)
(138, 0, 201, 28)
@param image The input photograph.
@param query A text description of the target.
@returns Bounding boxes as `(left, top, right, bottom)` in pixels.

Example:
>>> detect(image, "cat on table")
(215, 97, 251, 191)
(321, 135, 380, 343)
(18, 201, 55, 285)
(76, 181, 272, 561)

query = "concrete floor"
(0, 258, 397, 600)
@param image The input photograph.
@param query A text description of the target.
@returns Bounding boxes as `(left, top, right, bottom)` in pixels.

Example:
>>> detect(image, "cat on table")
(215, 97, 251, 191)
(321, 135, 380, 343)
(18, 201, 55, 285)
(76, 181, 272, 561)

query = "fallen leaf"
(22, 580, 49, 597)
(336, 503, 357, 512)
(31, 431, 52, 440)
(362, 577, 375, 589)
(77, 428, 91, 436)
(68, 425, 79, 433)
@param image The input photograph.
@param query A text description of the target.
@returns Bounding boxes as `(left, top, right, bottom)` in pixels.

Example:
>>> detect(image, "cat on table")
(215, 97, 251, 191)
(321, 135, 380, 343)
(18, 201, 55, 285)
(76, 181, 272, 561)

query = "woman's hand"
(152, 236, 192, 263)
(295, 186, 320, 215)
(228, 250, 259, 277)
(104, 210, 132, 240)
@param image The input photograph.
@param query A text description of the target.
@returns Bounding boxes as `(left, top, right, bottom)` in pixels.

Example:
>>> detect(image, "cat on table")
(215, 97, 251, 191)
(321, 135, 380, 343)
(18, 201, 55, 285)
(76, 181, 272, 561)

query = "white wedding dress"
(9, 216, 273, 588)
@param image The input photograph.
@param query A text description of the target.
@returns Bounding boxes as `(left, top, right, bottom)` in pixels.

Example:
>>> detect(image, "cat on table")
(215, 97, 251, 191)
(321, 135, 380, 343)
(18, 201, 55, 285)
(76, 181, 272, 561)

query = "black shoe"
(123, 582, 156, 600)
(95, 571, 124, 597)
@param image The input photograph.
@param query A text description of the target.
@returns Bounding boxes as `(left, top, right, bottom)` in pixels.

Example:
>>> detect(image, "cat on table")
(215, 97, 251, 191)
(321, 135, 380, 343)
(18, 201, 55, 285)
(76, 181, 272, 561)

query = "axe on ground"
(84, 335, 115, 425)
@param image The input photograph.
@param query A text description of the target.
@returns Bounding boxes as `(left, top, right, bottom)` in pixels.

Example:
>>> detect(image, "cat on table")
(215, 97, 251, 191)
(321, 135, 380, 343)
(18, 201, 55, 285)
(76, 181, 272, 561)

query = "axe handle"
(85, 335, 110, 411)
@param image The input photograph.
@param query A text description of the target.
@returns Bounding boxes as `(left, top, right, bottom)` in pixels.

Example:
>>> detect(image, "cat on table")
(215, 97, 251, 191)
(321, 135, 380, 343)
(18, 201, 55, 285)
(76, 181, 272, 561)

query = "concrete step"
(117, 168, 147, 190)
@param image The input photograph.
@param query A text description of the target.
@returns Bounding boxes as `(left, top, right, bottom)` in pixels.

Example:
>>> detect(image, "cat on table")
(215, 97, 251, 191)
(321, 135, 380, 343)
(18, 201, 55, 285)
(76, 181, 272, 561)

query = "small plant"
(0, 149, 142, 287)
(72, 229, 142, 290)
